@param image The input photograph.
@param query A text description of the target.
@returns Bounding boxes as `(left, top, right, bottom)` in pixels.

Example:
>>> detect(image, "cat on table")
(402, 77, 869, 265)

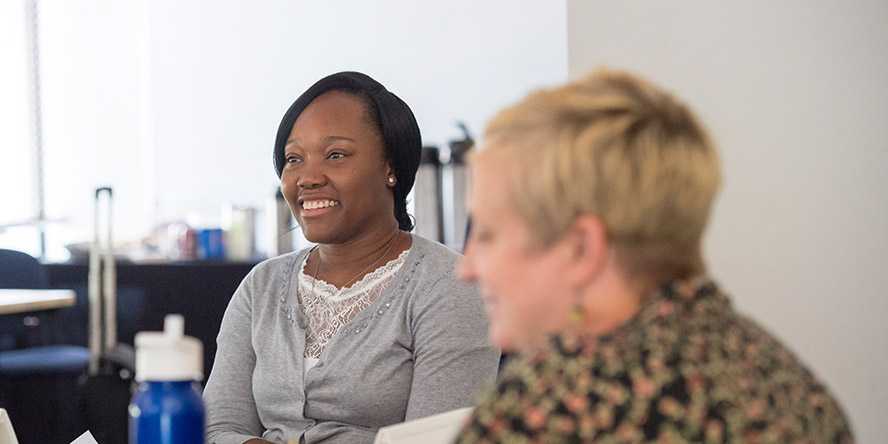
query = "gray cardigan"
(204, 235, 500, 444)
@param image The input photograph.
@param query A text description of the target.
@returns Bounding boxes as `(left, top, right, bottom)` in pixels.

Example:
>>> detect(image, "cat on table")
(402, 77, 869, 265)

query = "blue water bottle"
(129, 314, 206, 444)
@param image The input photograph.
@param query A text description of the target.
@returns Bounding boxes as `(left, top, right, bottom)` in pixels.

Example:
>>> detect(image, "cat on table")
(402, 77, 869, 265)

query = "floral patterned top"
(456, 277, 853, 443)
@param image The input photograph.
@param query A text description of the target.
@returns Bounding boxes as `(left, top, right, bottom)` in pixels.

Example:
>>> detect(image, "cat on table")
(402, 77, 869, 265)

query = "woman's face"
(458, 151, 578, 351)
(280, 90, 394, 244)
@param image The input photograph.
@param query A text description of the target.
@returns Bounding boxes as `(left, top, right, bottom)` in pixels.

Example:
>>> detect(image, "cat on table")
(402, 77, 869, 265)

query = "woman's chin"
(301, 226, 339, 245)
(490, 323, 521, 352)
(491, 321, 553, 353)
(490, 334, 511, 352)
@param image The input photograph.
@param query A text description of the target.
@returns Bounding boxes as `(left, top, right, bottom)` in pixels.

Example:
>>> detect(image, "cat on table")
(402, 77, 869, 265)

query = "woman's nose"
(297, 161, 327, 189)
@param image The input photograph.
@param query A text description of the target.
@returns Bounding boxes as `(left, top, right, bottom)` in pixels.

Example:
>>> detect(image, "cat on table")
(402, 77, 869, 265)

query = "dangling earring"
(559, 288, 587, 352)
(568, 302, 585, 325)
(567, 288, 586, 329)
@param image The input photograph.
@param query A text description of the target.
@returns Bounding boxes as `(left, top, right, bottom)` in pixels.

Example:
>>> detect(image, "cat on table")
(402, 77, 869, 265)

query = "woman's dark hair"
(274, 71, 421, 231)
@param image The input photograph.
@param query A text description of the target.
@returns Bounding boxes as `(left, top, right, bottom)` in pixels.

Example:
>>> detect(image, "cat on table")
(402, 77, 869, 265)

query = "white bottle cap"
(135, 314, 203, 382)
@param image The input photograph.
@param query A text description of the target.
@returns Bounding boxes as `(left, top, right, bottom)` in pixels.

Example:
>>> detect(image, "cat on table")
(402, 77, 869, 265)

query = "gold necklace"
(310, 230, 401, 298)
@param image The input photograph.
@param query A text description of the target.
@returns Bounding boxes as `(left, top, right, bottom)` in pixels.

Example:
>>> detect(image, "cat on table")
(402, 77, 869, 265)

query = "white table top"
(0, 289, 76, 315)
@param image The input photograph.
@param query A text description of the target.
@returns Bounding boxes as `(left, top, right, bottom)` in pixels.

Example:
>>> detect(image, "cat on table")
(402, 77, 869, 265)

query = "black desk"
(45, 261, 256, 379)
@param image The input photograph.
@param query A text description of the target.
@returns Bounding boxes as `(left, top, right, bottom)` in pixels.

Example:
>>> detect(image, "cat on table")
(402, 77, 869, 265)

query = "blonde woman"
(455, 70, 852, 443)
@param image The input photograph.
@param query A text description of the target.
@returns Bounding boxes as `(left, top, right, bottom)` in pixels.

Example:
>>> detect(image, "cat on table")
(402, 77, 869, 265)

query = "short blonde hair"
(482, 69, 721, 285)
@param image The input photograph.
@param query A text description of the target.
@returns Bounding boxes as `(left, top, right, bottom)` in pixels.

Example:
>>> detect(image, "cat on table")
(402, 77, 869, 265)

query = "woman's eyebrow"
(286, 135, 355, 147)
(323, 135, 355, 143)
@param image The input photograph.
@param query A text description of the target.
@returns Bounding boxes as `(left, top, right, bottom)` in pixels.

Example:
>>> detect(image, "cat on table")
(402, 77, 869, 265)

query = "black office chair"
(0, 249, 49, 350)
(0, 248, 89, 373)
(0, 249, 89, 442)
(0, 249, 46, 286)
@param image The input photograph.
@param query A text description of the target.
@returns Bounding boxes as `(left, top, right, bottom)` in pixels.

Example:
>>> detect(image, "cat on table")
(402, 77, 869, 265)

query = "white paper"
(1, 408, 20, 444)
(374, 407, 473, 444)
(70, 431, 100, 444)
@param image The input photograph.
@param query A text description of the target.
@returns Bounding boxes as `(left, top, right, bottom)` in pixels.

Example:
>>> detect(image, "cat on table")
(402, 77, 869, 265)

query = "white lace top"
(297, 248, 410, 365)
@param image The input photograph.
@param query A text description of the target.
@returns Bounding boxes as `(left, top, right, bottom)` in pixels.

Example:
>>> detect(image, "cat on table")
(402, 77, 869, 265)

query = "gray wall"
(568, 1, 888, 441)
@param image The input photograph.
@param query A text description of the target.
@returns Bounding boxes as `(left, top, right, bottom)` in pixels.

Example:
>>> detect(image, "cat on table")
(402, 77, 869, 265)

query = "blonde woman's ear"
(565, 215, 609, 287)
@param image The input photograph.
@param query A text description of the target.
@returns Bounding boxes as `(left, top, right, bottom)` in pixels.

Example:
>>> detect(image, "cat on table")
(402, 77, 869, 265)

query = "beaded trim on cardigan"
(278, 251, 428, 339)
(298, 250, 409, 358)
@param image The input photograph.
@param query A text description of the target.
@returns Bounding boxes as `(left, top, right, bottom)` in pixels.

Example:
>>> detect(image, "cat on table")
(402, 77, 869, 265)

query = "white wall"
(568, 1, 887, 441)
(30, 0, 566, 257)
(145, 0, 567, 223)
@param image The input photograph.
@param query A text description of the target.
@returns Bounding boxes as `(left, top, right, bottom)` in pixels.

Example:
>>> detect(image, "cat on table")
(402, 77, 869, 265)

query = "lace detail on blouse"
(298, 249, 409, 359)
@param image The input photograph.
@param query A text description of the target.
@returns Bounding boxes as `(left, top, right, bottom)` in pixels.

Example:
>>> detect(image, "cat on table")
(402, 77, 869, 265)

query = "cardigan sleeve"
(203, 270, 265, 444)
(404, 274, 500, 420)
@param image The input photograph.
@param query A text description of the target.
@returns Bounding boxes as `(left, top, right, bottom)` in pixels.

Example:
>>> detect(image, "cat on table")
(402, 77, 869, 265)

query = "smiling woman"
(280, 89, 396, 247)
(202, 72, 500, 444)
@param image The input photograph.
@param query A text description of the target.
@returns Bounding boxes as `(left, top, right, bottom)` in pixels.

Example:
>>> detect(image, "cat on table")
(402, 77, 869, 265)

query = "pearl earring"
(387, 177, 396, 185)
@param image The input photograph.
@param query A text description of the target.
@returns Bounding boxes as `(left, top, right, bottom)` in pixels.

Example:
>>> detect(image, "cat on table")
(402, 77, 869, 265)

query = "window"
(0, 0, 41, 258)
